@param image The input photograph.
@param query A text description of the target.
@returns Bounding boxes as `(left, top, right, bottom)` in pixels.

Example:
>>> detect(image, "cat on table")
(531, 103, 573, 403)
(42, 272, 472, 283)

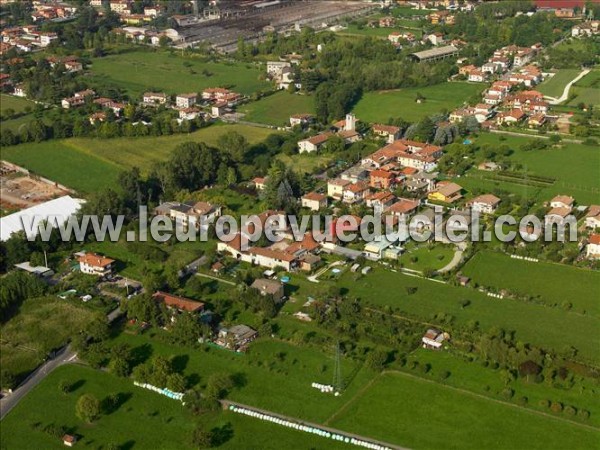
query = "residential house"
(289, 114, 314, 127)
(585, 205, 600, 230)
(422, 328, 447, 350)
(342, 181, 370, 204)
(467, 194, 501, 214)
(327, 178, 351, 200)
(216, 324, 258, 351)
(369, 169, 395, 189)
(474, 103, 494, 123)
(372, 124, 401, 142)
(153, 291, 205, 318)
(142, 92, 168, 106)
(301, 192, 328, 211)
(252, 177, 268, 191)
(250, 278, 285, 303)
(387, 198, 420, 220)
(528, 113, 546, 128)
(496, 109, 526, 126)
(428, 182, 463, 203)
(544, 206, 572, 227)
(62, 434, 78, 447)
(175, 93, 197, 109)
(550, 195, 575, 209)
(468, 70, 487, 83)
(179, 107, 202, 121)
(266, 61, 291, 77)
(78, 252, 115, 276)
(341, 166, 369, 183)
(427, 32, 445, 46)
(61, 89, 95, 109)
(154, 200, 222, 230)
(366, 191, 396, 215)
(586, 234, 600, 259)
(298, 133, 332, 153)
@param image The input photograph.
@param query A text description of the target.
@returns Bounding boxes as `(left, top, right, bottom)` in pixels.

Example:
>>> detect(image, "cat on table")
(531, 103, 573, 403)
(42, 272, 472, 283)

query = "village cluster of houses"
(0, 24, 59, 53)
(450, 43, 554, 129)
(89, 0, 164, 25)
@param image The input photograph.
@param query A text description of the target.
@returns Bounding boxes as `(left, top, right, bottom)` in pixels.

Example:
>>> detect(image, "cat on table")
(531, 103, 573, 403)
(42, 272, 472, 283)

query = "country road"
(544, 68, 591, 105)
(0, 307, 123, 421)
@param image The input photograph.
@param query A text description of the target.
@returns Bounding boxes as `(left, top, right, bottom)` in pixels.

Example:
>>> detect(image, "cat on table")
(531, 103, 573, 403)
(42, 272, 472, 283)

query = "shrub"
(439, 370, 451, 380)
(501, 388, 514, 400)
(538, 399, 550, 408)
(517, 396, 528, 406)
(564, 405, 577, 416)
(578, 410, 590, 420)
(550, 401, 563, 413)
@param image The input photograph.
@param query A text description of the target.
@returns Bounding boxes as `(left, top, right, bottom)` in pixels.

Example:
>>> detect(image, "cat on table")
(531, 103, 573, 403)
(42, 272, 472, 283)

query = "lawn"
(462, 250, 600, 317)
(88, 49, 270, 99)
(353, 82, 485, 123)
(0, 297, 101, 383)
(110, 332, 375, 425)
(1, 124, 275, 193)
(573, 69, 600, 88)
(537, 69, 581, 98)
(401, 242, 455, 272)
(330, 372, 600, 450)
(338, 24, 423, 39)
(567, 86, 600, 107)
(336, 267, 600, 364)
(238, 91, 315, 126)
(277, 152, 334, 174)
(0, 365, 349, 449)
(473, 133, 600, 204)
(0, 94, 36, 114)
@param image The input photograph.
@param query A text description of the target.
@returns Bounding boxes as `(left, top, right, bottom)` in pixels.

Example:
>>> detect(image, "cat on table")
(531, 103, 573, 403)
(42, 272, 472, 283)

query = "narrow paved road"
(0, 307, 123, 420)
(0, 345, 77, 420)
(544, 69, 590, 105)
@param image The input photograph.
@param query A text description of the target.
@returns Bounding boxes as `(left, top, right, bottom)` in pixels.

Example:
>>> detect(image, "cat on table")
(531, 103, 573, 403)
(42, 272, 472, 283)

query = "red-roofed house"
(586, 234, 600, 259)
(301, 192, 328, 211)
(153, 291, 205, 314)
(78, 253, 115, 276)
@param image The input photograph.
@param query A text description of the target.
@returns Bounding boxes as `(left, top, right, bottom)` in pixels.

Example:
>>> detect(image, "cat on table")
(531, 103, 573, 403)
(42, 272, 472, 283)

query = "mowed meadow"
(0, 124, 275, 193)
(352, 82, 485, 123)
(87, 49, 270, 98)
(330, 372, 600, 450)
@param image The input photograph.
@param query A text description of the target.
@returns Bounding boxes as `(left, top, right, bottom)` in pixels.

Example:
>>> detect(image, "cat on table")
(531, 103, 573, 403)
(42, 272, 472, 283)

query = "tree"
(366, 349, 388, 371)
(205, 373, 234, 400)
(217, 132, 249, 164)
(167, 373, 186, 392)
(518, 360, 542, 382)
(59, 380, 71, 395)
(76, 393, 100, 423)
(192, 425, 214, 448)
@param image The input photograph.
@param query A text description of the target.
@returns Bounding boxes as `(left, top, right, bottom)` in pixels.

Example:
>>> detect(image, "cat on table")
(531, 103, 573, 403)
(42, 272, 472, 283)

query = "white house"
(301, 192, 328, 211)
(298, 133, 331, 153)
(550, 195, 574, 209)
(585, 205, 600, 230)
(467, 194, 501, 214)
(175, 93, 197, 109)
(78, 252, 115, 276)
(586, 234, 600, 259)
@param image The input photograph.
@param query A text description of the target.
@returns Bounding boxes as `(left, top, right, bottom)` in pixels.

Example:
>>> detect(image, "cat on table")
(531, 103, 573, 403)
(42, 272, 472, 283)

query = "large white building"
(0, 195, 84, 241)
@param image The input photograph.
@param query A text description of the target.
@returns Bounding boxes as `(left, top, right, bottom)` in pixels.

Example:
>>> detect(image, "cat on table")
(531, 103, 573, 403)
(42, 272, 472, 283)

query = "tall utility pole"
(333, 342, 343, 393)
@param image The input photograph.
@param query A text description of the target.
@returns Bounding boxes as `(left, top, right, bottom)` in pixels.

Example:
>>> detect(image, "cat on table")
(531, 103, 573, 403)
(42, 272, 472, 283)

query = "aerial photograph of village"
(0, 0, 598, 448)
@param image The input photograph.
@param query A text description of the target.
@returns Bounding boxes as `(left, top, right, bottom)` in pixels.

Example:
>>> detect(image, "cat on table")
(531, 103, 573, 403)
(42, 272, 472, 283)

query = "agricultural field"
(277, 152, 334, 174)
(0, 365, 349, 450)
(567, 87, 600, 107)
(0, 124, 275, 193)
(330, 371, 600, 450)
(353, 82, 485, 123)
(473, 133, 600, 204)
(0, 94, 36, 114)
(109, 333, 375, 425)
(462, 250, 600, 316)
(0, 297, 101, 383)
(87, 50, 270, 99)
(336, 268, 600, 364)
(238, 91, 315, 126)
(338, 24, 423, 39)
(537, 69, 581, 98)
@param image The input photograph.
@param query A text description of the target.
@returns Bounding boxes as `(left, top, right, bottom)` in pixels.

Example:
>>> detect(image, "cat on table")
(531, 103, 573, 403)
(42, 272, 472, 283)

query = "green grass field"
(573, 69, 600, 88)
(1, 124, 275, 193)
(109, 333, 374, 425)
(462, 250, 600, 316)
(0, 297, 101, 382)
(473, 133, 600, 204)
(330, 372, 600, 450)
(537, 69, 581, 98)
(353, 82, 485, 123)
(337, 267, 600, 363)
(0, 94, 36, 114)
(238, 92, 315, 126)
(338, 24, 423, 39)
(567, 86, 600, 107)
(0, 365, 349, 450)
(401, 243, 455, 272)
(88, 50, 270, 98)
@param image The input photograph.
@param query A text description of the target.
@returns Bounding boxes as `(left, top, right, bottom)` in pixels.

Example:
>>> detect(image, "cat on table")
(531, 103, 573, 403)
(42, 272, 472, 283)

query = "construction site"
(0, 162, 72, 215)
(174, 0, 376, 52)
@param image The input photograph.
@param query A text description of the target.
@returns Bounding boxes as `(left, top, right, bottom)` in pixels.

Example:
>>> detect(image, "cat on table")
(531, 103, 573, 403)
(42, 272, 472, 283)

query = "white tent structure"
(0, 196, 85, 241)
